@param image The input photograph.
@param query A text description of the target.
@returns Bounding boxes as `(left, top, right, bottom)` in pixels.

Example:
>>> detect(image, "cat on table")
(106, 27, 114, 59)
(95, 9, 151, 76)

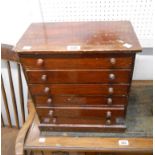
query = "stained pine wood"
(15, 21, 141, 53)
(24, 114, 152, 153)
(15, 100, 36, 155)
(2, 127, 19, 155)
(1, 44, 19, 61)
(1, 43, 31, 155)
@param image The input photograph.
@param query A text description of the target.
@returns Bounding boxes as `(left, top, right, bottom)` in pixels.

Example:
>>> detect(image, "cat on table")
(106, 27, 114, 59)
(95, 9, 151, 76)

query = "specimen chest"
(15, 21, 141, 132)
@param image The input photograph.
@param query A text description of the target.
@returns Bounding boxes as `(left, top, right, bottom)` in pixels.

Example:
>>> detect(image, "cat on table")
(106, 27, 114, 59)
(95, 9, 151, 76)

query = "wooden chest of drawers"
(15, 21, 141, 132)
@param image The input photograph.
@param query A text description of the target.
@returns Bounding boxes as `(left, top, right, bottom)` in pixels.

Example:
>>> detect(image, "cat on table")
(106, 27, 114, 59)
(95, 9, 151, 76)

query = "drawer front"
(29, 84, 129, 95)
(20, 55, 133, 69)
(34, 95, 128, 107)
(37, 107, 125, 125)
(26, 70, 131, 84)
(36, 107, 125, 118)
(40, 117, 107, 125)
(40, 117, 124, 125)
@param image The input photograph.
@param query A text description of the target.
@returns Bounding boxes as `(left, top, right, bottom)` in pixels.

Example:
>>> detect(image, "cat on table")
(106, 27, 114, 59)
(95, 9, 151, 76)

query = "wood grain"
(15, 21, 141, 132)
(15, 100, 36, 155)
(36, 106, 125, 125)
(29, 84, 129, 96)
(34, 95, 128, 107)
(20, 54, 133, 69)
(26, 135, 152, 153)
(26, 70, 131, 84)
(1, 44, 19, 62)
(25, 114, 152, 152)
(36, 106, 125, 118)
(15, 21, 142, 53)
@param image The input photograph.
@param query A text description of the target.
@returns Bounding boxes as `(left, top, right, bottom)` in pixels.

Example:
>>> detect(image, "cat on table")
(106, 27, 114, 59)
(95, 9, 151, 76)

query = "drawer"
(37, 107, 125, 125)
(29, 84, 129, 95)
(37, 107, 125, 118)
(20, 55, 133, 69)
(26, 70, 131, 84)
(34, 95, 128, 107)
(40, 117, 124, 125)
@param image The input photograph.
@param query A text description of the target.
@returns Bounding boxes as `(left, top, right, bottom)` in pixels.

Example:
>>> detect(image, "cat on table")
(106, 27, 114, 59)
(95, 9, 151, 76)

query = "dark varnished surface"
(20, 54, 133, 69)
(34, 95, 128, 107)
(15, 21, 141, 132)
(29, 84, 129, 96)
(40, 117, 123, 126)
(37, 106, 125, 125)
(40, 84, 152, 136)
(36, 106, 125, 118)
(26, 70, 131, 84)
(15, 21, 141, 53)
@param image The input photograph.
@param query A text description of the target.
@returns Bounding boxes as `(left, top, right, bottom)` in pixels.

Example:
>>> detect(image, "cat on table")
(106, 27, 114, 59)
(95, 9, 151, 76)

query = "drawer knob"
(108, 87, 114, 94)
(48, 110, 53, 116)
(52, 118, 56, 124)
(37, 58, 44, 66)
(44, 87, 50, 93)
(106, 119, 111, 125)
(41, 74, 47, 81)
(106, 111, 112, 119)
(47, 98, 52, 104)
(110, 58, 116, 64)
(109, 73, 115, 80)
(67, 98, 72, 101)
(107, 98, 112, 105)
(44, 118, 50, 123)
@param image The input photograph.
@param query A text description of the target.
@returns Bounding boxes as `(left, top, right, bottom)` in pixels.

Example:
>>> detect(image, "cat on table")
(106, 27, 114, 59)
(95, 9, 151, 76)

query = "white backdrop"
(1, 0, 153, 80)
(1, 0, 153, 47)
(1, 0, 153, 126)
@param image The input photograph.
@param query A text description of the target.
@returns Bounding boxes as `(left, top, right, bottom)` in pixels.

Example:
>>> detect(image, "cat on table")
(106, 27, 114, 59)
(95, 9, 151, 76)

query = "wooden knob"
(44, 118, 50, 123)
(106, 119, 111, 125)
(110, 58, 116, 64)
(106, 111, 111, 119)
(37, 58, 44, 66)
(67, 98, 72, 101)
(52, 118, 56, 124)
(48, 110, 53, 116)
(108, 87, 114, 94)
(107, 98, 112, 105)
(44, 87, 50, 93)
(41, 74, 47, 81)
(109, 73, 115, 80)
(47, 98, 52, 104)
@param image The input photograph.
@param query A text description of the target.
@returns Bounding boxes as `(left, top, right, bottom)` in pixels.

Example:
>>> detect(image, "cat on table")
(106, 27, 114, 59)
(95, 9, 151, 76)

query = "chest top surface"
(15, 21, 141, 54)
